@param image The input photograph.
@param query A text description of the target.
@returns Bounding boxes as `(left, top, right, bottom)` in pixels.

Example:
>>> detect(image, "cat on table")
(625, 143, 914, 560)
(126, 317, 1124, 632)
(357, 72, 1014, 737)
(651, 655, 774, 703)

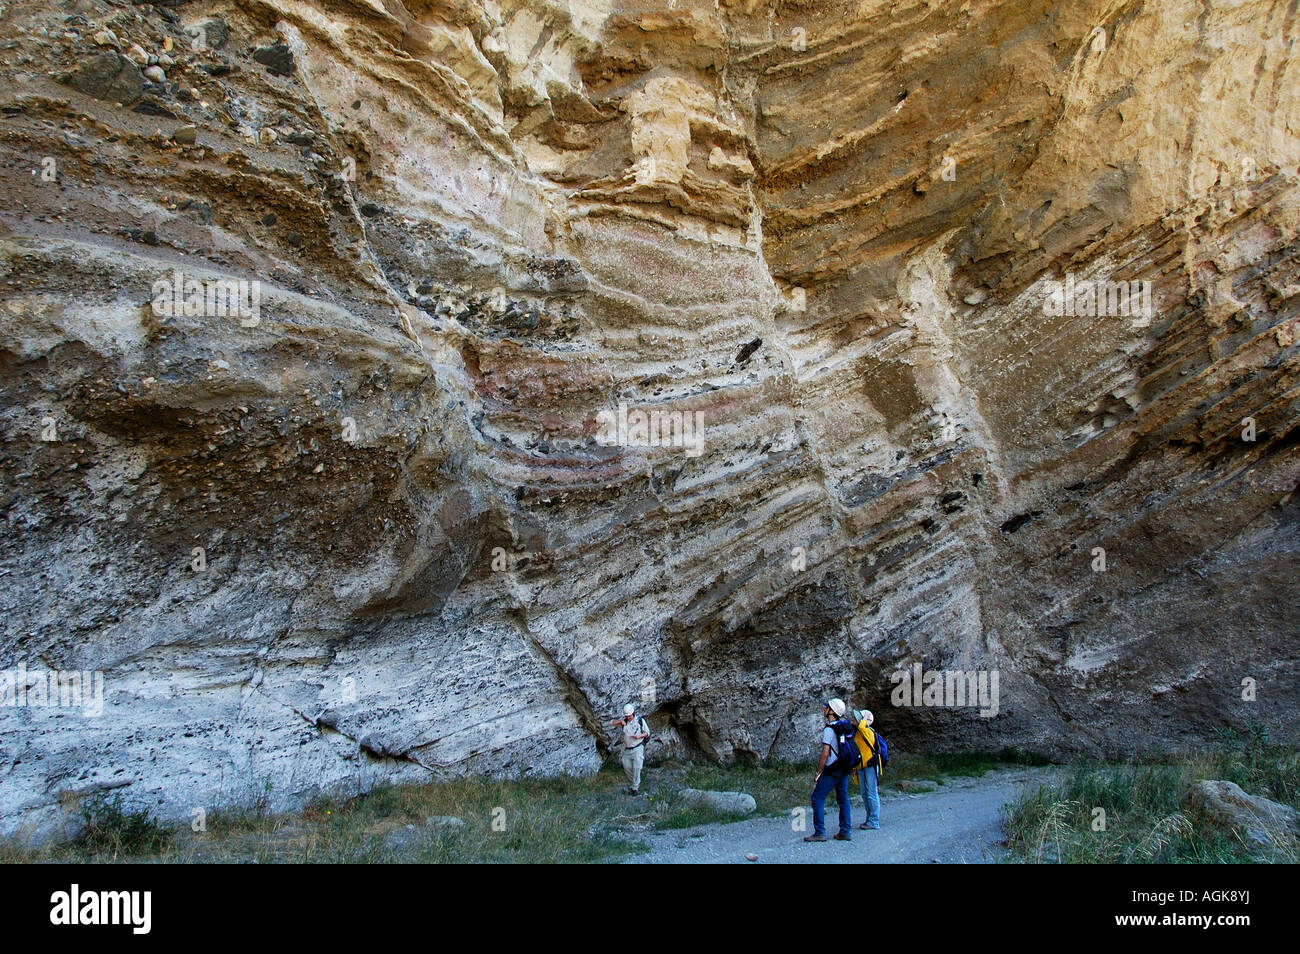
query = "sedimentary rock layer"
(0, 0, 1297, 839)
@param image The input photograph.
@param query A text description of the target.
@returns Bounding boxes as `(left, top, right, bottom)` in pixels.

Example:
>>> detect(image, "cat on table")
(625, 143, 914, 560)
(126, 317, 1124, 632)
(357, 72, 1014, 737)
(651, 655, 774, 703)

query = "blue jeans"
(858, 766, 880, 829)
(812, 768, 851, 836)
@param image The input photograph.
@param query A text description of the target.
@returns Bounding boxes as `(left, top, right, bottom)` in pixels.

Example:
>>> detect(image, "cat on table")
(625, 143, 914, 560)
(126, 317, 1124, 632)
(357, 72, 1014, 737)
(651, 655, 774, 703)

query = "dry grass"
(0, 750, 1047, 863)
(1004, 728, 1299, 864)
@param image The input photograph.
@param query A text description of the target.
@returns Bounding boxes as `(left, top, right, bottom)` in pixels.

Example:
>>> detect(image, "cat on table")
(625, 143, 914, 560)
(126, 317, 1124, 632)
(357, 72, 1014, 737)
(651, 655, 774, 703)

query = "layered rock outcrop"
(1, 0, 1297, 839)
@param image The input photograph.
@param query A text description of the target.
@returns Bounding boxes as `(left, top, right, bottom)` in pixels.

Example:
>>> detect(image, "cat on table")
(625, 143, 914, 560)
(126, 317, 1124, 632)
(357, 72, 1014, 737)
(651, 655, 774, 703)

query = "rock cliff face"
(1, 0, 1297, 839)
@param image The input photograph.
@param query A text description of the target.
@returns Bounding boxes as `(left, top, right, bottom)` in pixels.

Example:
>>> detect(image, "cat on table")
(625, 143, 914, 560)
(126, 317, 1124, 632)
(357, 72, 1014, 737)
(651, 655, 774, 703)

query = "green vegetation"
(881, 748, 1053, 783)
(1004, 728, 1300, 863)
(0, 750, 1043, 864)
(76, 793, 174, 859)
(6, 736, 1292, 865)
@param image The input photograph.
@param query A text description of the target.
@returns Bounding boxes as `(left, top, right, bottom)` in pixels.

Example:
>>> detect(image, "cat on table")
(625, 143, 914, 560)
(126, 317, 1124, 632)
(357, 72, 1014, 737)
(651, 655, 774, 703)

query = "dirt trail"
(628, 767, 1061, 864)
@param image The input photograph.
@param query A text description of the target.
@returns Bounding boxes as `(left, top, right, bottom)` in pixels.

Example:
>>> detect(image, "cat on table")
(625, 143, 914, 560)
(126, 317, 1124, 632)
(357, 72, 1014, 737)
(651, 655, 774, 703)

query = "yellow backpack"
(853, 719, 882, 777)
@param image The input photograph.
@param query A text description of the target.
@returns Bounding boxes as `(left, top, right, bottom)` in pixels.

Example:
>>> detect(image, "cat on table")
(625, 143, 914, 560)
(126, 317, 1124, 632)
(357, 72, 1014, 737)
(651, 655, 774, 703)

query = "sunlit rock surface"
(1, 0, 1297, 839)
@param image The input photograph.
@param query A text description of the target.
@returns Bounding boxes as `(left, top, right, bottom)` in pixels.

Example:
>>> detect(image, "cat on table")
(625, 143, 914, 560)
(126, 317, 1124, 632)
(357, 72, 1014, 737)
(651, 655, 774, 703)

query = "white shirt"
(623, 717, 646, 749)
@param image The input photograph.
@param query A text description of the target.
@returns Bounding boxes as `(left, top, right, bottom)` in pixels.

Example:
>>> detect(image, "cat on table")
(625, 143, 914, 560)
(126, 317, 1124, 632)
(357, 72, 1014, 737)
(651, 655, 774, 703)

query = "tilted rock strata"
(0, 0, 1296, 839)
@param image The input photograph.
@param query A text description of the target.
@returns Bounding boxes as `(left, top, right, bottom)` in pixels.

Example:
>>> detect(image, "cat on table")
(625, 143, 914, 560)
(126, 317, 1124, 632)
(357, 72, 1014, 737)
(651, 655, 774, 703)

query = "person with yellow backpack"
(851, 708, 883, 830)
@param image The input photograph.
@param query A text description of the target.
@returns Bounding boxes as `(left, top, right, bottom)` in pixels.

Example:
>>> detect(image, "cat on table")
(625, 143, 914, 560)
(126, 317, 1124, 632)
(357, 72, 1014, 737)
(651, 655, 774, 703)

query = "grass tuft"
(1003, 728, 1299, 863)
(76, 793, 173, 859)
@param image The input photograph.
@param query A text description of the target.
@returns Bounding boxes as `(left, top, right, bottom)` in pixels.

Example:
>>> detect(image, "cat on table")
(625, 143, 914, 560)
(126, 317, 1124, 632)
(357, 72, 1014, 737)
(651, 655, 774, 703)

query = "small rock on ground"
(679, 789, 757, 814)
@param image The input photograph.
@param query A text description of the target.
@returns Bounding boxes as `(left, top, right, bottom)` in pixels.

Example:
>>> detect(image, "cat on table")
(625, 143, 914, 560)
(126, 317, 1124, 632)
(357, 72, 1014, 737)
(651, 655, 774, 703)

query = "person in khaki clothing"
(612, 703, 649, 795)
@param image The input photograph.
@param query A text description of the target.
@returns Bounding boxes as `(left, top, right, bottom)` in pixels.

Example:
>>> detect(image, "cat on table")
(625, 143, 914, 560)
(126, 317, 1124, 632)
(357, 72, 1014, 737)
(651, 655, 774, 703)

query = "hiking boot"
(803, 834, 827, 842)
(833, 833, 852, 841)
(859, 823, 880, 830)
(629, 789, 639, 795)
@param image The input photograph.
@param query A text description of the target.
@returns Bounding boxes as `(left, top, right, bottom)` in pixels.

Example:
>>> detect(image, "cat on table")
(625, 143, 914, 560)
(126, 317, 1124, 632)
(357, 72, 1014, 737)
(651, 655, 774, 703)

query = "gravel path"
(627, 767, 1061, 864)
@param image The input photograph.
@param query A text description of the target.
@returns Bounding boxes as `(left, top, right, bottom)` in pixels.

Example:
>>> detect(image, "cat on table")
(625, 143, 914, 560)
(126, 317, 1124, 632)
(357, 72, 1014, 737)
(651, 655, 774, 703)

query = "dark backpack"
(873, 731, 890, 768)
(828, 718, 859, 774)
(633, 717, 650, 750)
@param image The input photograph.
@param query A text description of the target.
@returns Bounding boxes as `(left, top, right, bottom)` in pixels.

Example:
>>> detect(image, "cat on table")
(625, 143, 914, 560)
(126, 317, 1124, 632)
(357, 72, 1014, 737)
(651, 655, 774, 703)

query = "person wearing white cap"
(805, 697, 852, 842)
(612, 702, 650, 795)
(853, 708, 881, 830)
